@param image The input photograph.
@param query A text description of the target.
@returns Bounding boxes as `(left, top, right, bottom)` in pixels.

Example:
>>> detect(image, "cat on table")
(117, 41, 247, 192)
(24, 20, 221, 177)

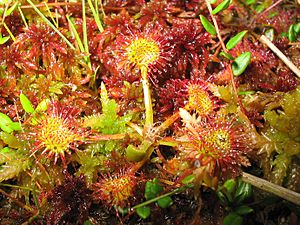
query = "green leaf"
(235, 205, 253, 215)
(126, 144, 146, 162)
(232, 52, 251, 76)
(210, 0, 217, 4)
(234, 179, 253, 204)
(223, 212, 243, 225)
(8, 122, 21, 131)
(136, 206, 151, 219)
(181, 174, 195, 185)
(267, 11, 278, 18)
(5, 1, 18, 16)
(0, 112, 14, 133)
(288, 25, 296, 42)
(244, 0, 255, 5)
(223, 179, 236, 193)
(200, 15, 216, 35)
(145, 178, 163, 200)
(0, 148, 30, 182)
(220, 51, 235, 60)
(217, 191, 228, 205)
(293, 23, 300, 34)
(157, 196, 173, 208)
(83, 220, 93, 225)
(35, 99, 50, 112)
(212, 0, 232, 15)
(20, 93, 35, 113)
(0, 132, 22, 148)
(254, 4, 265, 13)
(117, 206, 129, 215)
(226, 30, 248, 50)
(238, 91, 255, 95)
(0, 33, 10, 45)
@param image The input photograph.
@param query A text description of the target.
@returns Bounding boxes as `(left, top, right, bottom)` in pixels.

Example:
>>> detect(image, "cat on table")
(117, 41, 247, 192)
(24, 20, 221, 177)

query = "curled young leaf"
(232, 52, 251, 76)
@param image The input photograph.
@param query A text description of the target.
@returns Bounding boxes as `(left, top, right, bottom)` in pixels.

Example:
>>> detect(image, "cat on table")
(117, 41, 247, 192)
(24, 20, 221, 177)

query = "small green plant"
(217, 178, 253, 225)
(134, 175, 195, 219)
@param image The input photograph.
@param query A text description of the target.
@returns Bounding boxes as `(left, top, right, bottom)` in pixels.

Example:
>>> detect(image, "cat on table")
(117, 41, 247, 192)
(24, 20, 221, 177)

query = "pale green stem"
(17, 6, 28, 29)
(132, 186, 187, 209)
(44, 2, 58, 28)
(66, 15, 85, 52)
(141, 66, 153, 128)
(242, 172, 300, 205)
(3, 22, 16, 41)
(87, 0, 104, 32)
(82, 0, 92, 69)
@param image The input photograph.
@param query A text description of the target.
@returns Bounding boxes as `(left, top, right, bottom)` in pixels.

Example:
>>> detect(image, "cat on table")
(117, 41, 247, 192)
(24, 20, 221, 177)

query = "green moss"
(263, 86, 300, 184)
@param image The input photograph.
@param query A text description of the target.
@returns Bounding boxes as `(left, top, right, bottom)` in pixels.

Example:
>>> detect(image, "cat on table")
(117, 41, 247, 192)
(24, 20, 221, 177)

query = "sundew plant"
(0, 0, 299, 224)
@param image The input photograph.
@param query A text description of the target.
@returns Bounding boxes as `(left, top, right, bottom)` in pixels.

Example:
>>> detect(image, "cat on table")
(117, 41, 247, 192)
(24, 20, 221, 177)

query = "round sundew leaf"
(212, 0, 232, 15)
(200, 15, 216, 35)
(226, 30, 248, 50)
(20, 93, 35, 113)
(136, 206, 151, 219)
(232, 52, 251, 76)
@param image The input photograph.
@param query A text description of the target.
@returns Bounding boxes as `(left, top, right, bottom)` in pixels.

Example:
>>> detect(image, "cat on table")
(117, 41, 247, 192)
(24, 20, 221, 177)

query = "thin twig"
(242, 172, 300, 206)
(258, 35, 300, 78)
(204, 0, 241, 110)
(204, 0, 226, 52)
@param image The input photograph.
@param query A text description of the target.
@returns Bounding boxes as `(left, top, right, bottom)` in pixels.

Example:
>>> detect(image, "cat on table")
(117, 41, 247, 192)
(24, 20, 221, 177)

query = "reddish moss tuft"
(158, 79, 221, 117)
